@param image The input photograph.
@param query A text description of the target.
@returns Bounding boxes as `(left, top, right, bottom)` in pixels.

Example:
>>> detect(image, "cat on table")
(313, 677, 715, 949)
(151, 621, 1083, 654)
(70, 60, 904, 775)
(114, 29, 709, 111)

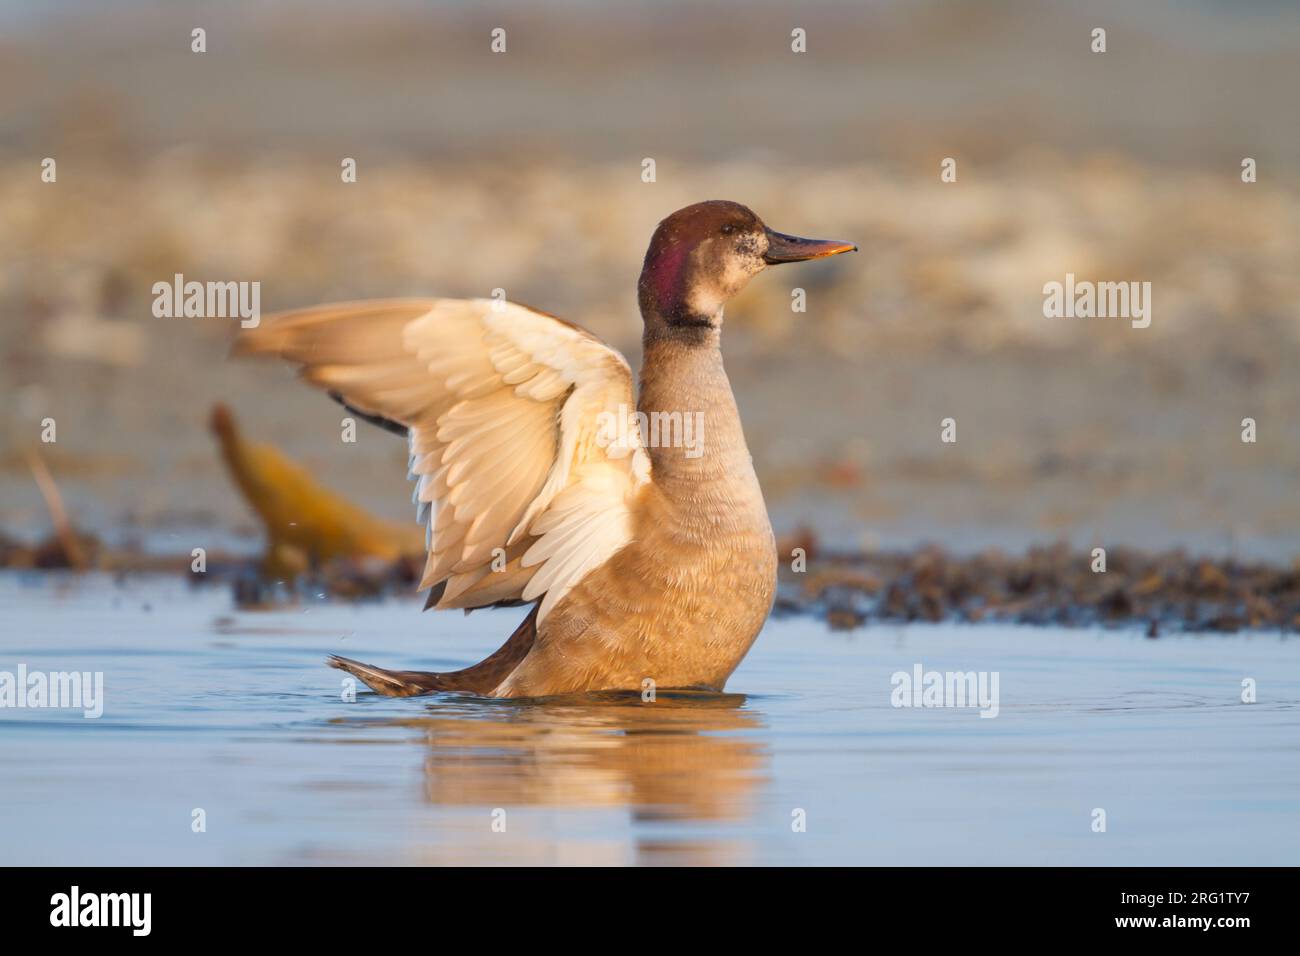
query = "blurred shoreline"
(3, 153, 1298, 562)
(7, 1, 1300, 168)
(3, 1, 1298, 565)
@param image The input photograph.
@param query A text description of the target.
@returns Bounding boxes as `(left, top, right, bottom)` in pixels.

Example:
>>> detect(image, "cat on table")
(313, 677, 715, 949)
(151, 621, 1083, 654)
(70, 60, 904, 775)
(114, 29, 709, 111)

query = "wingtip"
(228, 325, 274, 359)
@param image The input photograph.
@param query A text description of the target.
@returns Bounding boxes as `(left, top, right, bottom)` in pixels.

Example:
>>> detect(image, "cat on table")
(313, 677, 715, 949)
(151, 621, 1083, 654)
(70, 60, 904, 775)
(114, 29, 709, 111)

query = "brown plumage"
(236, 200, 855, 697)
(330, 606, 538, 695)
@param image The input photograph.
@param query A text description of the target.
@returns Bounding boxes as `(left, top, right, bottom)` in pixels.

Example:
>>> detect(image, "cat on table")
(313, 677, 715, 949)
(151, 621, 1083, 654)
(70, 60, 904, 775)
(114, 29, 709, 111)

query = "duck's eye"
(720, 223, 735, 236)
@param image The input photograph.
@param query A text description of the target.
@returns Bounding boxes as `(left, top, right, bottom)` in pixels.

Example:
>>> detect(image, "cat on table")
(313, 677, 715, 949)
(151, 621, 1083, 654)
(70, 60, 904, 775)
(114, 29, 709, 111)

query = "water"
(1, 573, 1296, 866)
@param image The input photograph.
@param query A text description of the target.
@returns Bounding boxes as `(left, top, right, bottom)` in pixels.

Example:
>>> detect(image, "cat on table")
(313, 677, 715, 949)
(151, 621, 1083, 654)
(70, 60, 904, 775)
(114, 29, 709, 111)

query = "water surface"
(1, 573, 1296, 865)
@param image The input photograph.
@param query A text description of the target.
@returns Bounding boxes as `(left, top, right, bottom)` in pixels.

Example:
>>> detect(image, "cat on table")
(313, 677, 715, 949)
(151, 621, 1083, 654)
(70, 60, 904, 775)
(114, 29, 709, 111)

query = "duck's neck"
(637, 320, 752, 485)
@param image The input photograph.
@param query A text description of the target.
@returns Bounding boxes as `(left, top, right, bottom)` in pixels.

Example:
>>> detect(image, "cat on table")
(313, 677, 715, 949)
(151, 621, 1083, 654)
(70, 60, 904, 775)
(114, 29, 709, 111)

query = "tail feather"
(328, 655, 449, 697)
(327, 605, 539, 698)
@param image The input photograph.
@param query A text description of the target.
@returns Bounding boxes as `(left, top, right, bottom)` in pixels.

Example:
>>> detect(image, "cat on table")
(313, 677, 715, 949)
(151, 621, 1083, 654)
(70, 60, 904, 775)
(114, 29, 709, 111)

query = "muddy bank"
(6, 530, 1298, 634)
(777, 540, 1300, 635)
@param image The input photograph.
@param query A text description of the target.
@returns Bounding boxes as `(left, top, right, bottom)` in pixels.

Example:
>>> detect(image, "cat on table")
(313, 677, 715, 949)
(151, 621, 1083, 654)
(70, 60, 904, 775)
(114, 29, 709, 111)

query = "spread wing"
(236, 298, 651, 621)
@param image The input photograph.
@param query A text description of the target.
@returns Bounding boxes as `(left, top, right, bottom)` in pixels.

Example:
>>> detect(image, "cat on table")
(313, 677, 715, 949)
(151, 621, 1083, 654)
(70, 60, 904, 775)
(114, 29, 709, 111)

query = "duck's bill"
(763, 230, 858, 264)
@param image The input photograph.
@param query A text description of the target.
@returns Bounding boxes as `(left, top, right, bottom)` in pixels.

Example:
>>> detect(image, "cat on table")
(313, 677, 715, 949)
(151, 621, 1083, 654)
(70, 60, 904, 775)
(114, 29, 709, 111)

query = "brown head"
(637, 200, 855, 340)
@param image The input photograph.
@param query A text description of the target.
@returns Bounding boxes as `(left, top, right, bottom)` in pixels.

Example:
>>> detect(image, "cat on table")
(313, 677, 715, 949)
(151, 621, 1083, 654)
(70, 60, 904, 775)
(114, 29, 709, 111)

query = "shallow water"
(1, 573, 1297, 866)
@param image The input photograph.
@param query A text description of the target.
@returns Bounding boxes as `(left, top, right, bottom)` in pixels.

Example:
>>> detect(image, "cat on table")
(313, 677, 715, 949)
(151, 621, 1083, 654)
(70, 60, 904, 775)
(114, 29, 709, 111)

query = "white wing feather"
(238, 297, 651, 622)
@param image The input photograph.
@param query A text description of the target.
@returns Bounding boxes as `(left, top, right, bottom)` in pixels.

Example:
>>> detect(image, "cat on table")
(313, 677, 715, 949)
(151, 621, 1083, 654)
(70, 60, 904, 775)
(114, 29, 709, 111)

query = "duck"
(236, 200, 855, 697)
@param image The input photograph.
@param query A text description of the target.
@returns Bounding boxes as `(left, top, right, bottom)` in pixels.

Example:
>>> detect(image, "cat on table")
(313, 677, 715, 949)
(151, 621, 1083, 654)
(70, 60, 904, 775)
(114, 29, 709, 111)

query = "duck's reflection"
(342, 690, 768, 865)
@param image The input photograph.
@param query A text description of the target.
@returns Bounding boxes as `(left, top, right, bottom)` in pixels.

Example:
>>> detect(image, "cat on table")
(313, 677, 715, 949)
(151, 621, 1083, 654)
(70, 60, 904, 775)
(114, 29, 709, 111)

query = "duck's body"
(239, 200, 853, 698)
(497, 333, 778, 697)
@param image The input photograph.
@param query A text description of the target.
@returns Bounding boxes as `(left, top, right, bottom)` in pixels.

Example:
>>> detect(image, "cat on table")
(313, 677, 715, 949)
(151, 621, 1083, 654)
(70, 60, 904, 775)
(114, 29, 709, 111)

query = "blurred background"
(2, 0, 1299, 561)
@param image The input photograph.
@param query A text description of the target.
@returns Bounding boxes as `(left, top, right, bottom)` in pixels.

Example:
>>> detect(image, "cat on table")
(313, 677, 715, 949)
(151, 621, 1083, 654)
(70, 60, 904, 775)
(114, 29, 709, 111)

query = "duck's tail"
(328, 655, 452, 696)
(327, 605, 538, 698)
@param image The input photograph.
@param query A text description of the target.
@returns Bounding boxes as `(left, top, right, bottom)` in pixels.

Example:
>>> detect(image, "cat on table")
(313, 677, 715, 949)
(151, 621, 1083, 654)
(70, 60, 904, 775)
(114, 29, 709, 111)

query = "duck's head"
(637, 200, 856, 337)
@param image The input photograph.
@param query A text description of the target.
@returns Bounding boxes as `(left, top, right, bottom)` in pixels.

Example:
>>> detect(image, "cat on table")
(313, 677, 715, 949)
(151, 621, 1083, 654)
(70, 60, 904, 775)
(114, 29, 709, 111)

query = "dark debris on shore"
(5, 527, 1299, 634)
(776, 538, 1300, 634)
